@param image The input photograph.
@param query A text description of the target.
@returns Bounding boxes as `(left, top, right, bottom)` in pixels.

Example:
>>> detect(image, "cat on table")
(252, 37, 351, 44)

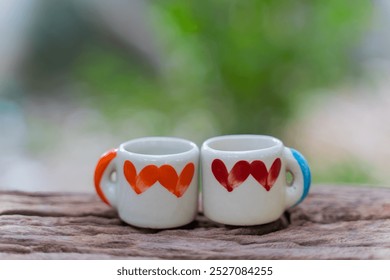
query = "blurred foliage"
(314, 159, 379, 185)
(25, 0, 371, 137)
(22, 0, 371, 136)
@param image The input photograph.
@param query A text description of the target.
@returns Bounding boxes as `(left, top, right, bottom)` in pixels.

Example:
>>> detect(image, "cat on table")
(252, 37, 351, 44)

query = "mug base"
(118, 212, 197, 229)
(203, 212, 282, 227)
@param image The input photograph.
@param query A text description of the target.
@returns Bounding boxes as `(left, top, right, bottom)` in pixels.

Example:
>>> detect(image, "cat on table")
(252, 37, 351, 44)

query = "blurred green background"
(1, 0, 383, 191)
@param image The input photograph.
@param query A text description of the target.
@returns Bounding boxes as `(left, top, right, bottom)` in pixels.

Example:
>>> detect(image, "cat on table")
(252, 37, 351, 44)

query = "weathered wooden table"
(0, 185, 389, 259)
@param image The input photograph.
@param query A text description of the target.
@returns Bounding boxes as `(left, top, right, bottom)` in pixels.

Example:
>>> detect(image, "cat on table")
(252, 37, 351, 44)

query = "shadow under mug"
(201, 135, 311, 226)
(94, 137, 199, 229)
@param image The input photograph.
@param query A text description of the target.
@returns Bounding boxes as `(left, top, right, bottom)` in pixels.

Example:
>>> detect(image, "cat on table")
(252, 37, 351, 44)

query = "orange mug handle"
(94, 148, 118, 207)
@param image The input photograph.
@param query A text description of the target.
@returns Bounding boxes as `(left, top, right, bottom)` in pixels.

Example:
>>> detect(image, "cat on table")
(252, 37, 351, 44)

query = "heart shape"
(123, 161, 194, 198)
(211, 159, 251, 192)
(158, 163, 195, 197)
(211, 158, 282, 192)
(123, 161, 158, 195)
(250, 158, 282, 191)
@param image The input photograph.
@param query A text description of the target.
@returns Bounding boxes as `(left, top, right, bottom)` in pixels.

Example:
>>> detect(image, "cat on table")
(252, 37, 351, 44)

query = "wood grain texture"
(0, 185, 389, 259)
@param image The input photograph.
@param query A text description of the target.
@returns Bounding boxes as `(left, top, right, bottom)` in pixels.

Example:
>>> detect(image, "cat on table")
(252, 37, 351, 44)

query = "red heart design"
(123, 161, 194, 197)
(211, 159, 251, 192)
(250, 158, 282, 191)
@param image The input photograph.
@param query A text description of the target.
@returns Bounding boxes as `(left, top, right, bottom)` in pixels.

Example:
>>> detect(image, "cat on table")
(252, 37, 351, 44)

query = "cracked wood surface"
(0, 185, 389, 259)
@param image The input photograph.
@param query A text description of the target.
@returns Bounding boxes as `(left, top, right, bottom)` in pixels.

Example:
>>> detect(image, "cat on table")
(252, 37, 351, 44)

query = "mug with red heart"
(94, 137, 199, 229)
(201, 135, 311, 226)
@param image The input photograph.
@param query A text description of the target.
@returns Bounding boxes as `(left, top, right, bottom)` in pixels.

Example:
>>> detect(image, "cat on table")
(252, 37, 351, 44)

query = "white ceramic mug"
(94, 137, 199, 229)
(201, 135, 311, 226)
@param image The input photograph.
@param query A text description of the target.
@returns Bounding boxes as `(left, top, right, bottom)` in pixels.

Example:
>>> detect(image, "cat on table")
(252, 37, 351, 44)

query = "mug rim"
(119, 136, 198, 158)
(202, 134, 283, 154)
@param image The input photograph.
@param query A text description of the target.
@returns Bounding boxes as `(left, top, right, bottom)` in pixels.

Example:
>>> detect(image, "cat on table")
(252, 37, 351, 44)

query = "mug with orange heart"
(94, 137, 199, 229)
(201, 135, 311, 226)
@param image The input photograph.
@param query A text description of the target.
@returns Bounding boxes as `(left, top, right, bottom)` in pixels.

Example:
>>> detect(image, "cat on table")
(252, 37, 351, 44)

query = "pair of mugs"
(94, 135, 311, 229)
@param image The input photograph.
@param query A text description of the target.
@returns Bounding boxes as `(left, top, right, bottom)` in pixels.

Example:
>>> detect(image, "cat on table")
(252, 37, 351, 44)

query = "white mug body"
(201, 135, 311, 226)
(95, 137, 199, 229)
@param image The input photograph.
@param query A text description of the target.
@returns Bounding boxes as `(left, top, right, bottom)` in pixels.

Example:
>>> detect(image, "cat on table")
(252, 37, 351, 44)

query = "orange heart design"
(159, 163, 195, 197)
(123, 161, 195, 198)
(123, 161, 159, 194)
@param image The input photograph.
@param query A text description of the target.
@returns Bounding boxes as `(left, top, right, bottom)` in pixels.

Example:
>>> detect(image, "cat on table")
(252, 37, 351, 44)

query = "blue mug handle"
(283, 147, 311, 208)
